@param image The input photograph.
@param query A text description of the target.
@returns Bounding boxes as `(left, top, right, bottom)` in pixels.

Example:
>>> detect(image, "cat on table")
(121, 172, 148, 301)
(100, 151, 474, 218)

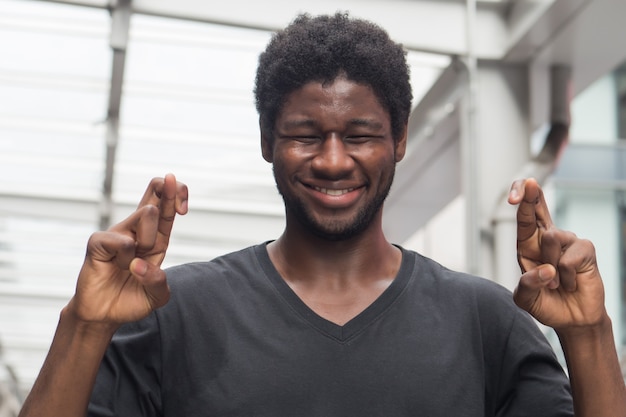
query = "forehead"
(277, 77, 390, 126)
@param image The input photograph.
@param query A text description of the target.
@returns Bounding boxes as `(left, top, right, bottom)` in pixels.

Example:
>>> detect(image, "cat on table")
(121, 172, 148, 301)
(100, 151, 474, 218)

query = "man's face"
(262, 76, 407, 241)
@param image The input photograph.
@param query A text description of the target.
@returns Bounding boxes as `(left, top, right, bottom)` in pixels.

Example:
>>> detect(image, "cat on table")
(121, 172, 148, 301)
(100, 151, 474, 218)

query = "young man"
(18, 13, 626, 417)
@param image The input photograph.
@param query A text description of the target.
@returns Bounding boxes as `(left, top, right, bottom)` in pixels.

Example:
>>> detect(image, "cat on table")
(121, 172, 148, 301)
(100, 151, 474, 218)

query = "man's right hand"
(17, 174, 188, 417)
(66, 173, 188, 325)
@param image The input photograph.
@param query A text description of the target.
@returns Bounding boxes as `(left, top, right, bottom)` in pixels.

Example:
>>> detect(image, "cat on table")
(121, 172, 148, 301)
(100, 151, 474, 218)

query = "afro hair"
(254, 12, 413, 142)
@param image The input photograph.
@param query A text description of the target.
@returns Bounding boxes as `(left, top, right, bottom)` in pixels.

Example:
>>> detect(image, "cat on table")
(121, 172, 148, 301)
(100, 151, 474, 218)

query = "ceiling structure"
(1, 0, 626, 398)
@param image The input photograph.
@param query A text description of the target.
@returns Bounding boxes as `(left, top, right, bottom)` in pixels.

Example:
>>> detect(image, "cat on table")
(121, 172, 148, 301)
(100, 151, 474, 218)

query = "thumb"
(130, 258, 171, 309)
(513, 264, 556, 313)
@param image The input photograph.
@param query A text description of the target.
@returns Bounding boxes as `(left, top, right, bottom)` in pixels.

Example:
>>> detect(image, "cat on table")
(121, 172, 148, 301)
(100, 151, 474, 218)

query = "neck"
(267, 215, 400, 288)
(266, 216, 403, 326)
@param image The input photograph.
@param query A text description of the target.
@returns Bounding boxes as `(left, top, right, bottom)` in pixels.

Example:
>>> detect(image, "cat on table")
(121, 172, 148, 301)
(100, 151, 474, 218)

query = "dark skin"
(261, 77, 405, 325)
(18, 78, 626, 416)
(509, 178, 606, 329)
(70, 174, 188, 325)
(508, 177, 625, 416)
(18, 174, 189, 417)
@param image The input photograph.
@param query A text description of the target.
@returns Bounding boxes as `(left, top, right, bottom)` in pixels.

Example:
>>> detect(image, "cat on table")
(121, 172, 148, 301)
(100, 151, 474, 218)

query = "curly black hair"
(254, 12, 412, 142)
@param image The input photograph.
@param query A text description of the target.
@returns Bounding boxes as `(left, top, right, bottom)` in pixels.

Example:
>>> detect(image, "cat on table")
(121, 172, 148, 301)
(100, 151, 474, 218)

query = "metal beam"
(36, 0, 512, 57)
(100, 0, 131, 230)
(503, 0, 588, 62)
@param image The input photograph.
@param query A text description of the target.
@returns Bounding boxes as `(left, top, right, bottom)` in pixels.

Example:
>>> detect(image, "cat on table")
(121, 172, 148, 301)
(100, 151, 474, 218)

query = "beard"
(273, 166, 395, 242)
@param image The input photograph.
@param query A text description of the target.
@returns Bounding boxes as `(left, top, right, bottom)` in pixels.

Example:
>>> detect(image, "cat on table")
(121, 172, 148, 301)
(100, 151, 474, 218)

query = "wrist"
(60, 301, 120, 341)
(556, 313, 615, 356)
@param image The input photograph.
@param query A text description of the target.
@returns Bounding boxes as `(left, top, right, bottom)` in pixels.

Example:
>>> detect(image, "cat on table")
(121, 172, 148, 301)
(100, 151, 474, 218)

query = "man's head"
(254, 12, 413, 143)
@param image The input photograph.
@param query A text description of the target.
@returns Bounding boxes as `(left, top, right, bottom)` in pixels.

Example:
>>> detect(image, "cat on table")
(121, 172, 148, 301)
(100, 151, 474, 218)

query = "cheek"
(274, 145, 313, 173)
(271, 152, 296, 189)
(358, 146, 397, 174)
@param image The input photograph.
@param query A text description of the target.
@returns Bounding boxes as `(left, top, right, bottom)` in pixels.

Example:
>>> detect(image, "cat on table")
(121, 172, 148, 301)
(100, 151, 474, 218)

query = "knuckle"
(117, 236, 136, 252)
(85, 231, 107, 252)
(149, 177, 165, 195)
(542, 228, 559, 241)
(141, 204, 160, 217)
(579, 238, 595, 252)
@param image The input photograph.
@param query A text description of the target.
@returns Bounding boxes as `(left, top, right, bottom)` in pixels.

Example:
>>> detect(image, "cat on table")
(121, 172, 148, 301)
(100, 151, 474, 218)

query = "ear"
(394, 123, 408, 162)
(260, 122, 274, 163)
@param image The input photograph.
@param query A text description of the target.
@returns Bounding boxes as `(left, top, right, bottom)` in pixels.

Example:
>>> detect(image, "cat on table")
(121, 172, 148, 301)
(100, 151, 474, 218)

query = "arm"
(18, 173, 188, 417)
(508, 178, 626, 417)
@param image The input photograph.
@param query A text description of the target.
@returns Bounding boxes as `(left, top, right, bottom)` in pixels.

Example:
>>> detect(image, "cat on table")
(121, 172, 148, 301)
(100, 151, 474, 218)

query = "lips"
(307, 184, 363, 209)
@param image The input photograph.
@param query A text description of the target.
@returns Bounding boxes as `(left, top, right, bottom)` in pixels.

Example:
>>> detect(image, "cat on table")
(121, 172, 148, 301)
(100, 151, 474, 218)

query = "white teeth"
(315, 187, 355, 196)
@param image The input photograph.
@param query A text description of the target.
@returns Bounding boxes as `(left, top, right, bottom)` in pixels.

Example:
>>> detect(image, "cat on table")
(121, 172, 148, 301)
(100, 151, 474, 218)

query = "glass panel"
(0, 0, 110, 198)
(115, 14, 278, 210)
(0, 0, 110, 395)
(0, 4, 450, 397)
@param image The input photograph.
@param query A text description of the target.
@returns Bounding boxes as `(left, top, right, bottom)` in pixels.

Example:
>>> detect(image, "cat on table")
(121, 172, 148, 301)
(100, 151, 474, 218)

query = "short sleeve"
(495, 310, 574, 417)
(87, 313, 163, 417)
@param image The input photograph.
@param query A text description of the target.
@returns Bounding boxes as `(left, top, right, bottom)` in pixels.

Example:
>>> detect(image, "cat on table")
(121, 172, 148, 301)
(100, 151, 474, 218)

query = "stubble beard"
(273, 166, 395, 242)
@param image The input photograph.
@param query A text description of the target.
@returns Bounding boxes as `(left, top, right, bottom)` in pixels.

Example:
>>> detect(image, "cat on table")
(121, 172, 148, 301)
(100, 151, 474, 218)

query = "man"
(18, 13, 626, 417)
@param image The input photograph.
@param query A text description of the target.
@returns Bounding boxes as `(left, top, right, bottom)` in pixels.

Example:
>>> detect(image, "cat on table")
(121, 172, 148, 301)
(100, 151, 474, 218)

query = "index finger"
(138, 173, 189, 237)
(508, 178, 554, 241)
(138, 173, 189, 213)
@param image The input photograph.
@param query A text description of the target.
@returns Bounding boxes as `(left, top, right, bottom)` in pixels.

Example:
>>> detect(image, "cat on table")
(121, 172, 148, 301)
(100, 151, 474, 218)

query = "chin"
(280, 184, 387, 242)
(310, 227, 360, 242)
(305, 215, 373, 242)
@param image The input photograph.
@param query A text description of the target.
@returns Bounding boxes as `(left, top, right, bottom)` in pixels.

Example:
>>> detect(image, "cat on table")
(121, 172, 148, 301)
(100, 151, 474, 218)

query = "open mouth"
(313, 186, 356, 196)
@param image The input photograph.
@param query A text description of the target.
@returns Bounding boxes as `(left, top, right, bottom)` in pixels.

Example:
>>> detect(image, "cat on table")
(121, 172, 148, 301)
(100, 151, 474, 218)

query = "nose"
(311, 135, 354, 179)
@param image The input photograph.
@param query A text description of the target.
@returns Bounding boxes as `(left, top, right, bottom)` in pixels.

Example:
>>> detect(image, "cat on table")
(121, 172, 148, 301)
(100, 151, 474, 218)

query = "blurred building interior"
(1, 0, 625, 407)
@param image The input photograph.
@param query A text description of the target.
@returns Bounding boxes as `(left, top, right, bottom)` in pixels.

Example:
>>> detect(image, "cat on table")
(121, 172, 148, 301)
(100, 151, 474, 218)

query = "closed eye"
(289, 136, 321, 144)
(344, 135, 384, 144)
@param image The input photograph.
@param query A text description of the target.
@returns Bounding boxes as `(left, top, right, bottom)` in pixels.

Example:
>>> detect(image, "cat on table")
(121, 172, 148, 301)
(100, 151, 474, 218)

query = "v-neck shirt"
(89, 243, 573, 417)
(254, 243, 414, 342)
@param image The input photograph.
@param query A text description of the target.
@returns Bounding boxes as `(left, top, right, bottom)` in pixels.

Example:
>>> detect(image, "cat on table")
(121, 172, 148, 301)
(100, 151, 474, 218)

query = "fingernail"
(133, 258, 147, 276)
(548, 280, 559, 290)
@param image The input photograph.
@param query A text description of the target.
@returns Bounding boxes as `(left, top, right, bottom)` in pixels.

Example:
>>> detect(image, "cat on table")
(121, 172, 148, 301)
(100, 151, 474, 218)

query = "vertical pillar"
(471, 62, 532, 283)
(100, 0, 131, 230)
(461, 0, 480, 275)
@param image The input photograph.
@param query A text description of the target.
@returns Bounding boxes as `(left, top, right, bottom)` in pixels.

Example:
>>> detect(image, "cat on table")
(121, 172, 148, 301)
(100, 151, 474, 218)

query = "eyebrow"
(281, 119, 317, 129)
(280, 118, 384, 130)
(348, 118, 384, 129)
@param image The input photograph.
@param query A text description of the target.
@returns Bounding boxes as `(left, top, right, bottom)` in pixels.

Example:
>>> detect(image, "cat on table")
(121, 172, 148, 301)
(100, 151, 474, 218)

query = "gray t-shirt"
(88, 244, 573, 416)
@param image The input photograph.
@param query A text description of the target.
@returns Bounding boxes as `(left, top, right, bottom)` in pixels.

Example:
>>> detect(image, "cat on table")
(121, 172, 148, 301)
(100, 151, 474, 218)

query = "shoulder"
(404, 248, 513, 302)
(164, 244, 265, 289)
(155, 243, 274, 319)
(400, 248, 535, 334)
(401, 249, 566, 377)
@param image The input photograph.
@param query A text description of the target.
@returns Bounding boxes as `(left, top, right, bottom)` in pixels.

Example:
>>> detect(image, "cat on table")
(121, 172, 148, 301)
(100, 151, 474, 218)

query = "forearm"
(558, 316, 626, 417)
(18, 307, 118, 417)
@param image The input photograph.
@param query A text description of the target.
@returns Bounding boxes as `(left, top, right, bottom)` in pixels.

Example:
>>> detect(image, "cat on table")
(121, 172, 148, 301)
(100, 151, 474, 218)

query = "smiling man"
(265, 76, 402, 240)
(18, 13, 626, 417)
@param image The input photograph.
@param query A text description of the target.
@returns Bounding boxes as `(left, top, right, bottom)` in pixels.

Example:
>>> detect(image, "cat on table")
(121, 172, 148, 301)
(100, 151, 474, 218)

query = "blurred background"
(1, 0, 625, 411)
